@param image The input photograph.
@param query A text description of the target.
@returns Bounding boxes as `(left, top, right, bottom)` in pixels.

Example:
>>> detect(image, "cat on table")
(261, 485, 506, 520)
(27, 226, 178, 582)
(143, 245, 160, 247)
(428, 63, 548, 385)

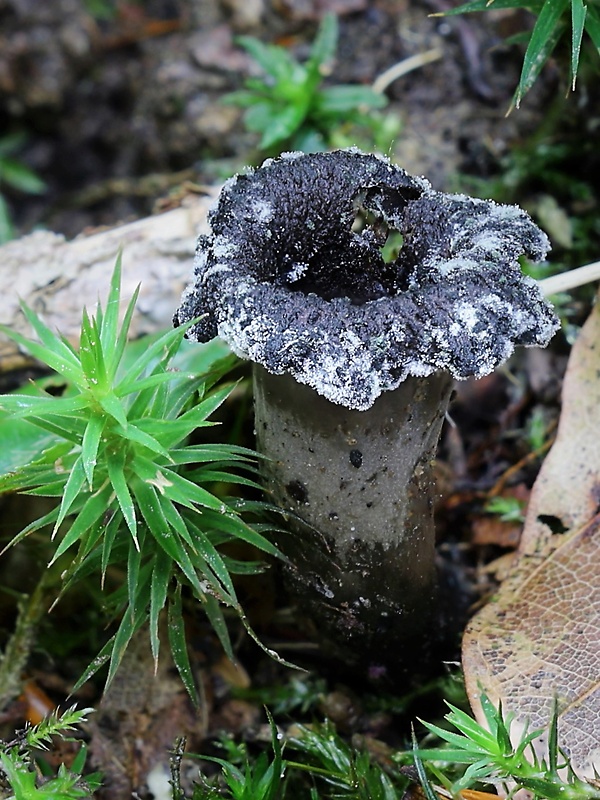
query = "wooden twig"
(538, 260, 600, 296)
(372, 48, 444, 94)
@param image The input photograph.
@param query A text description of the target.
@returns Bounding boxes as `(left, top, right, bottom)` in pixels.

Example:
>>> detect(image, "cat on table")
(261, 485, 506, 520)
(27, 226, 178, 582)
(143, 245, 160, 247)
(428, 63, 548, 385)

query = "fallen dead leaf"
(462, 293, 600, 778)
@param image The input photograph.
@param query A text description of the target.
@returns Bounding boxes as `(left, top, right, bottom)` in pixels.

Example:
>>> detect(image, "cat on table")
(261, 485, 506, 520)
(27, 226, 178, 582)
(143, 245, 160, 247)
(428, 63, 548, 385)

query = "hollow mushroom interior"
(280, 186, 418, 303)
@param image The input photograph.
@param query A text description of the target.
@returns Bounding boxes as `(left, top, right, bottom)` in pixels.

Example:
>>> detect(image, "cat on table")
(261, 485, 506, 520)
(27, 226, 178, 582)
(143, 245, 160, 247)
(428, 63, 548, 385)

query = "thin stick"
(538, 259, 600, 296)
(372, 48, 444, 94)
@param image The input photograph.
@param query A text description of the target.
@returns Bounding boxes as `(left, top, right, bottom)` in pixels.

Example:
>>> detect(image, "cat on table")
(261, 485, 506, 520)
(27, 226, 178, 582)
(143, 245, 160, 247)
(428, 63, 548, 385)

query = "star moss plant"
(0, 255, 280, 700)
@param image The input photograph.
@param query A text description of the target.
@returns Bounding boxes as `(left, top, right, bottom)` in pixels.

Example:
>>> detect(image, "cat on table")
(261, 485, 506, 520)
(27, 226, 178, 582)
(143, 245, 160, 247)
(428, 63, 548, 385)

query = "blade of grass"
(448, 701, 505, 750)
(115, 370, 185, 399)
(306, 12, 337, 85)
(547, 698, 560, 774)
(132, 480, 207, 597)
(101, 511, 121, 583)
(514, 0, 569, 107)
(3, 414, 82, 444)
(183, 522, 237, 599)
(127, 535, 143, 622)
(0, 507, 59, 554)
(120, 323, 193, 387)
(158, 468, 239, 513)
(417, 718, 490, 753)
(176, 383, 235, 429)
(0, 393, 89, 420)
(197, 510, 283, 559)
(114, 421, 171, 460)
(97, 392, 128, 429)
(168, 443, 259, 465)
(412, 726, 442, 800)
(236, 37, 297, 82)
(571, 0, 587, 89)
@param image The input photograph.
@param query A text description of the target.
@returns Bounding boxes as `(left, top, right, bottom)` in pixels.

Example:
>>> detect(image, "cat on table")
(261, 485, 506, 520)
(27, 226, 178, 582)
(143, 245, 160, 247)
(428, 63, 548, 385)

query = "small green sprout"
(526, 406, 551, 452)
(409, 693, 600, 799)
(187, 716, 404, 800)
(286, 722, 401, 799)
(0, 133, 46, 243)
(484, 496, 526, 523)
(190, 710, 285, 800)
(0, 706, 101, 800)
(224, 13, 390, 153)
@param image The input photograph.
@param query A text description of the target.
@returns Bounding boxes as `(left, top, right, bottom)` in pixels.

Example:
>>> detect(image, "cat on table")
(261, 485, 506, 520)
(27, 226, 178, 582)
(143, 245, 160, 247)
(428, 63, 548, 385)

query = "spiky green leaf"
(54, 456, 87, 531)
(201, 593, 235, 663)
(131, 479, 204, 596)
(168, 585, 199, 705)
(0, 393, 89, 420)
(317, 85, 387, 113)
(237, 37, 299, 83)
(79, 307, 108, 391)
(149, 550, 172, 666)
(97, 391, 128, 428)
(11, 303, 82, 378)
(106, 451, 137, 546)
(119, 323, 192, 388)
(127, 535, 143, 620)
(81, 414, 104, 487)
(49, 483, 113, 561)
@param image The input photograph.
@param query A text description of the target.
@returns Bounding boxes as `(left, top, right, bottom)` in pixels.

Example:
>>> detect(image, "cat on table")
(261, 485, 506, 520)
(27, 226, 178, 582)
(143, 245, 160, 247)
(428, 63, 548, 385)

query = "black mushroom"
(174, 149, 559, 683)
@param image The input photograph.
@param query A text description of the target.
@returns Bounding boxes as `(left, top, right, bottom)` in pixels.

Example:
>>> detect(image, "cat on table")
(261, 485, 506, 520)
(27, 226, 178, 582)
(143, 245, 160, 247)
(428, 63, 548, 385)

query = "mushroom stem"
(254, 365, 454, 680)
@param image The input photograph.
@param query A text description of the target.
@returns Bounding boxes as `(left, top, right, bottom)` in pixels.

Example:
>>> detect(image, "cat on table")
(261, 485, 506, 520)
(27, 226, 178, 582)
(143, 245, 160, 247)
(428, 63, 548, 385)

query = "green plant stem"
(0, 573, 52, 709)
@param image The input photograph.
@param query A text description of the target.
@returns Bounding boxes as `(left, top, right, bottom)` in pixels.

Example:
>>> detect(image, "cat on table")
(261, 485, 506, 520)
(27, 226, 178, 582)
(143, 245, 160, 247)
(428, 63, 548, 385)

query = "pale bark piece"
(463, 294, 600, 778)
(0, 191, 217, 373)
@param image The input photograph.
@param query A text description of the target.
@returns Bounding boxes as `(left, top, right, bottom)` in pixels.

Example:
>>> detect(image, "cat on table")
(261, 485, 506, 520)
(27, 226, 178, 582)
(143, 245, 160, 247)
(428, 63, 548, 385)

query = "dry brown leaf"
(462, 294, 600, 778)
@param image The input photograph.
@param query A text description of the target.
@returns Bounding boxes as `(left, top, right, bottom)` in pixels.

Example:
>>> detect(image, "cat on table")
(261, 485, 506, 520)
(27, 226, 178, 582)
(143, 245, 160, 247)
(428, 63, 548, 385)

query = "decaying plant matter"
(175, 149, 559, 683)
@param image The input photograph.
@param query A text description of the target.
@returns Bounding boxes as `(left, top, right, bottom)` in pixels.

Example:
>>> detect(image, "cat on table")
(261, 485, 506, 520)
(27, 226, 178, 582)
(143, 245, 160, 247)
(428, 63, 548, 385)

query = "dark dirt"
(1, 0, 558, 239)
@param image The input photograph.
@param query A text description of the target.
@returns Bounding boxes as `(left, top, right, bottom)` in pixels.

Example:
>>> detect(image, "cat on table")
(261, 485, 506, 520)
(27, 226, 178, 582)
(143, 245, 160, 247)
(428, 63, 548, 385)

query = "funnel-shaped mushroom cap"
(175, 150, 559, 410)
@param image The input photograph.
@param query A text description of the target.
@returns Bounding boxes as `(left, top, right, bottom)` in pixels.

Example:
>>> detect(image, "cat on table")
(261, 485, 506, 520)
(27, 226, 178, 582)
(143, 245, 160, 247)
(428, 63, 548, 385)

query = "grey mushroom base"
(174, 149, 559, 684)
(254, 366, 454, 680)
